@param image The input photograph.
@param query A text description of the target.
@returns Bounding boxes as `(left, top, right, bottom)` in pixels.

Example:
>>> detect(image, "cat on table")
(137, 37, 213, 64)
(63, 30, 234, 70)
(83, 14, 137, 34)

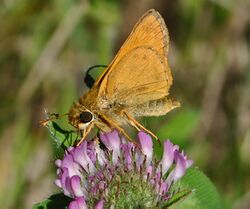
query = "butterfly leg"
(76, 122, 94, 146)
(122, 110, 161, 144)
(98, 114, 138, 145)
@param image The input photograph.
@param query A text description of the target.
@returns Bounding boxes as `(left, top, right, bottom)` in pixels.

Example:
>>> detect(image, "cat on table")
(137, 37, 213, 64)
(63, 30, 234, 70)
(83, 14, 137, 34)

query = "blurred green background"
(0, 0, 249, 208)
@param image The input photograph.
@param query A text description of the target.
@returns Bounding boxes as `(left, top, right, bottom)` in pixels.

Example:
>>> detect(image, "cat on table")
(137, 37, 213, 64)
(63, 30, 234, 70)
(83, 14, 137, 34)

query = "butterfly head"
(68, 102, 94, 130)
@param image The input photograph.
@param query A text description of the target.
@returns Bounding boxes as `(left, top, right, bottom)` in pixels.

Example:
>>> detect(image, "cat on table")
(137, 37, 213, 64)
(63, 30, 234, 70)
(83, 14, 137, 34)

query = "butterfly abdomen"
(131, 97, 180, 117)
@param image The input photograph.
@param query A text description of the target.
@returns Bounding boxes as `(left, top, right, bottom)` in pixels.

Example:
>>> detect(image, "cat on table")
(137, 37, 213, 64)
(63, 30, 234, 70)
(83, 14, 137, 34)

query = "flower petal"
(94, 143, 108, 166)
(94, 199, 105, 209)
(137, 131, 153, 166)
(55, 159, 61, 167)
(65, 176, 73, 197)
(159, 140, 179, 175)
(159, 181, 168, 195)
(54, 179, 62, 188)
(87, 141, 97, 162)
(181, 151, 193, 168)
(186, 159, 193, 168)
(100, 130, 121, 164)
(61, 154, 82, 177)
(73, 141, 96, 174)
(144, 165, 153, 180)
(121, 142, 134, 170)
(70, 175, 86, 198)
(166, 151, 186, 184)
(60, 168, 72, 197)
(68, 197, 87, 209)
(68, 201, 78, 209)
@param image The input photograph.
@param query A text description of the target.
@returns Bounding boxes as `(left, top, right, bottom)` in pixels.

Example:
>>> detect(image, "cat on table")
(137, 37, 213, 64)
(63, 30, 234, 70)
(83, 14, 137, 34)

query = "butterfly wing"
(95, 9, 169, 87)
(95, 9, 175, 109)
(102, 46, 172, 106)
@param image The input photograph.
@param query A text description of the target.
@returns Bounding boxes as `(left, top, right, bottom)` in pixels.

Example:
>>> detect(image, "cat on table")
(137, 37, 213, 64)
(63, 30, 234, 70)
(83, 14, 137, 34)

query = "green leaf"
(33, 193, 72, 209)
(46, 121, 79, 149)
(164, 188, 192, 207)
(169, 167, 222, 209)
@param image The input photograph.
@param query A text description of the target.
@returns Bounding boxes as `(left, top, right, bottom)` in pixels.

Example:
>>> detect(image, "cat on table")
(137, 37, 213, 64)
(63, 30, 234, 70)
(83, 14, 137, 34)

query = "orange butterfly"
(67, 9, 180, 145)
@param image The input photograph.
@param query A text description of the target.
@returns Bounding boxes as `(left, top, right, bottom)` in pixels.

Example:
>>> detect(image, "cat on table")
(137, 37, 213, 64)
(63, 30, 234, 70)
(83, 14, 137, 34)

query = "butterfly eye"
(79, 111, 93, 123)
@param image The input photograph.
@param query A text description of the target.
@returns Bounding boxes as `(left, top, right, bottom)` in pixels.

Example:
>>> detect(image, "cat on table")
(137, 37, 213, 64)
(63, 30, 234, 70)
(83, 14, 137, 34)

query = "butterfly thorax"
(68, 85, 126, 129)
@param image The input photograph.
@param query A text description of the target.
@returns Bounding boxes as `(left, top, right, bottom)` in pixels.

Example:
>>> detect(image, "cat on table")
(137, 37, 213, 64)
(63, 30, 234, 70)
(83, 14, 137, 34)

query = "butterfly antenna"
(40, 109, 69, 126)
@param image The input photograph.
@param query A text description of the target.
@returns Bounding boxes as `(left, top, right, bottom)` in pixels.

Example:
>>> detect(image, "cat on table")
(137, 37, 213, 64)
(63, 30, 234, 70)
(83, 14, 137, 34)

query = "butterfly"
(67, 9, 180, 145)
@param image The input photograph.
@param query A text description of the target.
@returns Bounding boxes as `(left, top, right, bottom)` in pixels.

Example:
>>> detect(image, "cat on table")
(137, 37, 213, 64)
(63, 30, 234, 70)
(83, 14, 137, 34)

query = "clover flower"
(55, 130, 193, 208)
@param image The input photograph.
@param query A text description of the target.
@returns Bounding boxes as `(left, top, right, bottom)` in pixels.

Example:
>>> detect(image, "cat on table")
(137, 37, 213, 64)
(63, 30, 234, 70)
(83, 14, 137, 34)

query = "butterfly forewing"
(100, 46, 172, 107)
(96, 9, 170, 88)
